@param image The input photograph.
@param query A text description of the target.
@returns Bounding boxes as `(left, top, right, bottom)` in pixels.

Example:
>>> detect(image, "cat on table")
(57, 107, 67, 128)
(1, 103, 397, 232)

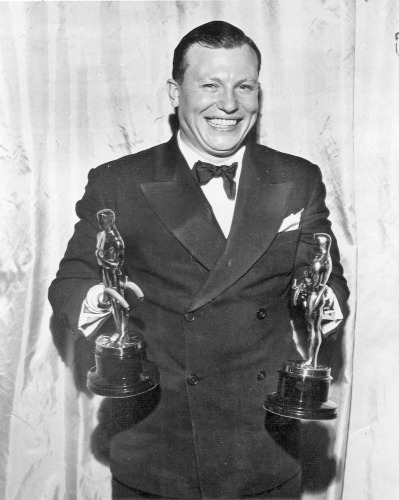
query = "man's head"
(172, 21, 261, 85)
(167, 21, 261, 161)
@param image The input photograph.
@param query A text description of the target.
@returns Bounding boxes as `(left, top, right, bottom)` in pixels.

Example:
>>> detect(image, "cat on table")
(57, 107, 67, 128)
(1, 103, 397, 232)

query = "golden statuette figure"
(292, 233, 332, 369)
(264, 233, 338, 420)
(87, 209, 159, 398)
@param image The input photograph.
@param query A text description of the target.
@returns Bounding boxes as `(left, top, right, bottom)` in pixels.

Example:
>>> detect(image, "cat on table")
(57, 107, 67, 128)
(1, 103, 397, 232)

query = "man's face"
(168, 44, 260, 160)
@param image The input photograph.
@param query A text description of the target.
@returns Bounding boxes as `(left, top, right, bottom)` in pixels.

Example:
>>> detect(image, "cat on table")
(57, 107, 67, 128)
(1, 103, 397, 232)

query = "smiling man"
(49, 21, 349, 499)
(167, 42, 260, 159)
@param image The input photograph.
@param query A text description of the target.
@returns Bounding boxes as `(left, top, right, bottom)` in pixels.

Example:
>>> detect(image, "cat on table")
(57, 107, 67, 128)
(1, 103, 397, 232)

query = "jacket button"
(187, 374, 199, 385)
(256, 308, 266, 320)
(257, 371, 267, 381)
(184, 312, 195, 322)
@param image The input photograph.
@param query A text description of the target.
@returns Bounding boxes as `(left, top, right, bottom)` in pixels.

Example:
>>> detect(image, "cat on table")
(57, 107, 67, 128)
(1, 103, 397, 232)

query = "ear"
(167, 79, 180, 108)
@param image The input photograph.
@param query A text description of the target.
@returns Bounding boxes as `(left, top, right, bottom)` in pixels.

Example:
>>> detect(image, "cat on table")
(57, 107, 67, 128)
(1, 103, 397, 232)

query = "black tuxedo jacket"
(49, 135, 349, 498)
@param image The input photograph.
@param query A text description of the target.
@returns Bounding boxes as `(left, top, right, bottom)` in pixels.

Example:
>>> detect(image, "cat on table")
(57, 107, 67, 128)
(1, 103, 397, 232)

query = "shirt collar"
(177, 131, 245, 170)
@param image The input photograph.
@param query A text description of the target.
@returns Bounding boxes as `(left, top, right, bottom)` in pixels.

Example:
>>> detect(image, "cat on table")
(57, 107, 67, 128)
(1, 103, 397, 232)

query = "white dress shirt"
(177, 131, 245, 238)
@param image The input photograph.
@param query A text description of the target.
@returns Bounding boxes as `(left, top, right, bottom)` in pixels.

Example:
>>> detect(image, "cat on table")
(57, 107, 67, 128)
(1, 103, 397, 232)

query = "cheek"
(247, 102, 259, 116)
(240, 95, 259, 115)
(181, 103, 207, 124)
(182, 90, 213, 111)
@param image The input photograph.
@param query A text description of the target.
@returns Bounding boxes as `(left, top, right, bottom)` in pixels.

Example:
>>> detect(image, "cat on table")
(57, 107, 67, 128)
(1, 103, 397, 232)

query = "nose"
(217, 88, 239, 114)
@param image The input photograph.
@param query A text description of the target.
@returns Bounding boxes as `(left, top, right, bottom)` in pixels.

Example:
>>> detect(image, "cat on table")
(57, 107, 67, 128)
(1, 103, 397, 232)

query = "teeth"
(208, 118, 238, 127)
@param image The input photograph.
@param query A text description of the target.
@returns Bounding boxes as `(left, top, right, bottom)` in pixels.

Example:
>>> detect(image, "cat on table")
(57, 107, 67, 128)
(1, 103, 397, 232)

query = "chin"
(208, 141, 242, 156)
(206, 132, 247, 152)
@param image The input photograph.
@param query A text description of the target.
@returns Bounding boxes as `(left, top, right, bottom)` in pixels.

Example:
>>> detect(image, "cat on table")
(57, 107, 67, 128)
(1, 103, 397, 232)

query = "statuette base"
(87, 332, 160, 398)
(264, 360, 337, 420)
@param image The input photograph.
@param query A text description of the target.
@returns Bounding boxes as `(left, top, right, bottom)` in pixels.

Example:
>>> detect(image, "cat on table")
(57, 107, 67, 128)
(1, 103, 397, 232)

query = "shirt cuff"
(78, 284, 112, 337)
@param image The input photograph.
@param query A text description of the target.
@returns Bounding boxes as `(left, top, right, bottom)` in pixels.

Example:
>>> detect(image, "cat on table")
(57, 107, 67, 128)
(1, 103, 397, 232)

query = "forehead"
(183, 44, 259, 79)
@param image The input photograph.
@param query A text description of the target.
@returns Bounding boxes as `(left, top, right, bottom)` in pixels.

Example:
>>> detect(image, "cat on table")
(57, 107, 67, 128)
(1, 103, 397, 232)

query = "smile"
(206, 118, 240, 128)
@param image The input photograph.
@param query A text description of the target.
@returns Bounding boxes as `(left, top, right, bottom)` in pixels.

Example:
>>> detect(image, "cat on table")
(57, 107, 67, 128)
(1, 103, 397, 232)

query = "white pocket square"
(278, 209, 303, 232)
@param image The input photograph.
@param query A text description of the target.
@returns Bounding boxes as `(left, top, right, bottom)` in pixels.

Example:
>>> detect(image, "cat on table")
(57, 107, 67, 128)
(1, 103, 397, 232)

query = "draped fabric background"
(0, 1, 397, 499)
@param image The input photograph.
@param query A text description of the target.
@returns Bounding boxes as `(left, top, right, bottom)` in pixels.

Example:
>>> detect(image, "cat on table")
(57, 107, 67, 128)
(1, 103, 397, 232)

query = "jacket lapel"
(188, 143, 294, 312)
(140, 137, 226, 271)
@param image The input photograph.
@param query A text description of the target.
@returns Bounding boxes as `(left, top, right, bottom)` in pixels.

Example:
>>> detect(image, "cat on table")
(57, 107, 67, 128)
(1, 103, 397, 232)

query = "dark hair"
(172, 21, 261, 83)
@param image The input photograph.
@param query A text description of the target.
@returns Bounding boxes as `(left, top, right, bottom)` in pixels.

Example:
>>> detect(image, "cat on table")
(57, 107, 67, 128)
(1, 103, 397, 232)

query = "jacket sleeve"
(48, 165, 113, 337)
(293, 164, 349, 313)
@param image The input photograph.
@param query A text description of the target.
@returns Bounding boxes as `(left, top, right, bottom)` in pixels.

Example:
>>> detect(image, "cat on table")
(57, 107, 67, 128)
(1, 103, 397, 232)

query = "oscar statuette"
(264, 233, 338, 420)
(87, 209, 160, 398)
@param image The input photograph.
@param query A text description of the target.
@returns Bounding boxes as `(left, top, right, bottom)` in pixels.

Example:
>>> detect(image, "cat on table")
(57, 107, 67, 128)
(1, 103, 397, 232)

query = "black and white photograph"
(1, 1, 398, 499)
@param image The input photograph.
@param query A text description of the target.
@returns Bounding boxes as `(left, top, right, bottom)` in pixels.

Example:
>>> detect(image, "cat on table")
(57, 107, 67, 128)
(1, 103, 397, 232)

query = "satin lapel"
(189, 145, 294, 312)
(140, 138, 226, 271)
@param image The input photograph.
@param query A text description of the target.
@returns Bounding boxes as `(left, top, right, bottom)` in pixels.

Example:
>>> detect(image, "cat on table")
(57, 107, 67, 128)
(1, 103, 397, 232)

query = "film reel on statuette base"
(87, 332, 159, 398)
(264, 360, 337, 420)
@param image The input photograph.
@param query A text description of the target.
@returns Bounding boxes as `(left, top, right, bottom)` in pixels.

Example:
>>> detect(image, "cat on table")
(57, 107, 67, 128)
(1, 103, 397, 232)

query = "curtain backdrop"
(0, 1, 397, 499)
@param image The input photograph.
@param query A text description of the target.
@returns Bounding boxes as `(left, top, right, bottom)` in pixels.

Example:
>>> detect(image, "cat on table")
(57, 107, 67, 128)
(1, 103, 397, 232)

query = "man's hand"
(321, 286, 336, 322)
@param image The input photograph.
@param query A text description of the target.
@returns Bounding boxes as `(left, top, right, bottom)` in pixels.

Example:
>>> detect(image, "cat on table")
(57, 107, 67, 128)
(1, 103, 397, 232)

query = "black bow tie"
(193, 160, 238, 200)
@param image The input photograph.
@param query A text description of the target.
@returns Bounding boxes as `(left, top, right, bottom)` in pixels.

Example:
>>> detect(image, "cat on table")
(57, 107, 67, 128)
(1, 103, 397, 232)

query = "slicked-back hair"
(172, 21, 262, 83)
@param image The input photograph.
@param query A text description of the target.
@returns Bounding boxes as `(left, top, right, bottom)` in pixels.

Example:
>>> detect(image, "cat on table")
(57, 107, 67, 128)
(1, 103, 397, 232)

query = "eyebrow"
(203, 77, 259, 84)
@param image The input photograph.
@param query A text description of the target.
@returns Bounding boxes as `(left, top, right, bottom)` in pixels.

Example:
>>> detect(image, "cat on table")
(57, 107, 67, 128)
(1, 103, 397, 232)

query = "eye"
(238, 84, 255, 92)
(202, 83, 218, 89)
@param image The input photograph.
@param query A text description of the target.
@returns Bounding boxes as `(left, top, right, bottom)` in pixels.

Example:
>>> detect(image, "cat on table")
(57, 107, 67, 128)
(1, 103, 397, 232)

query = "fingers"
(103, 287, 130, 309)
(123, 281, 144, 302)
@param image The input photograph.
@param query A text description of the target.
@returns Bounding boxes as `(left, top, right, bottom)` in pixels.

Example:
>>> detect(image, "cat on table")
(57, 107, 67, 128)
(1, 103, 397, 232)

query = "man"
(49, 21, 349, 499)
